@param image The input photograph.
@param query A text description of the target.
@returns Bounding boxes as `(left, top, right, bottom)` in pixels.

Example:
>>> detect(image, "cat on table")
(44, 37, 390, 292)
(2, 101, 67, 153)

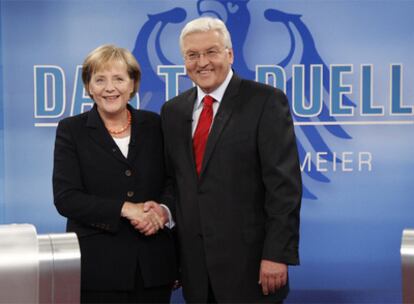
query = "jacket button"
(125, 169, 132, 176)
(127, 191, 134, 198)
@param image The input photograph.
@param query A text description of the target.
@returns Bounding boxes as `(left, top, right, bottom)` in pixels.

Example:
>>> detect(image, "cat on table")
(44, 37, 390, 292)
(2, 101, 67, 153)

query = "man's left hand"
(258, 260, 287, 295)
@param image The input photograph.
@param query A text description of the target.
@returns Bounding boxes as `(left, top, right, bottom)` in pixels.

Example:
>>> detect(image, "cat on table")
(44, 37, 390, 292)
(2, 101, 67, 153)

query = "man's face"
(182, 30, 234, 93)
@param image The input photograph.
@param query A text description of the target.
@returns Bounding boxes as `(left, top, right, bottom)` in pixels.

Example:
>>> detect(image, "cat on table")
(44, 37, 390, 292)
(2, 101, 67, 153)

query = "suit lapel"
(181, 89, 199, 179)
(86, 105, 129, 165)
(200, 74, 242, 177)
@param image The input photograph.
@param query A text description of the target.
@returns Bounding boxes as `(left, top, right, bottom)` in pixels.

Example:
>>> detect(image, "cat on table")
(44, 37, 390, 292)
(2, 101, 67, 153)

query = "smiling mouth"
(198, 70, 213, 75)
(104, 95, 120, 101)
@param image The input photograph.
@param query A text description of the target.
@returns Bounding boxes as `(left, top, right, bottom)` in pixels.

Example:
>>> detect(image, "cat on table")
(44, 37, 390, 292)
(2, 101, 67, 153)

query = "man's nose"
(197, 53, 210, 66)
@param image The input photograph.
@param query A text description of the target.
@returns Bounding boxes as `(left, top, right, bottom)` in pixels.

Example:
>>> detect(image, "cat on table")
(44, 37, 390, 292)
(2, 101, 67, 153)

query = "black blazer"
(53, 105, 176, 291)
(161, 74, 302, 302)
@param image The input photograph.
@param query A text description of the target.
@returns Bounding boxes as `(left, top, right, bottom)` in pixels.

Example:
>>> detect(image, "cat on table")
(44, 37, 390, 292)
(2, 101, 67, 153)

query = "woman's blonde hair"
(82, 44, 141, 99)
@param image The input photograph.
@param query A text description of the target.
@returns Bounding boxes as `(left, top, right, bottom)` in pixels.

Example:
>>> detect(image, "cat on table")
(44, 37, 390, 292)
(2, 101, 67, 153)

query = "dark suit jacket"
(161, 74, 301, 303)
(53, 104, 177, 291)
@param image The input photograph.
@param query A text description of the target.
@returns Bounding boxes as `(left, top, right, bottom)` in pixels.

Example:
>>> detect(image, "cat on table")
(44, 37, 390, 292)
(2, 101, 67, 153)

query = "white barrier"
(0, 224, 80, 303)
(401, 229, 414, 304)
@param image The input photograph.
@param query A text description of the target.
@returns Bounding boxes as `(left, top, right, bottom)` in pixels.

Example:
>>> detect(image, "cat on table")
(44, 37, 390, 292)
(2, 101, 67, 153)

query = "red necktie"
(193, 95, 214, 176)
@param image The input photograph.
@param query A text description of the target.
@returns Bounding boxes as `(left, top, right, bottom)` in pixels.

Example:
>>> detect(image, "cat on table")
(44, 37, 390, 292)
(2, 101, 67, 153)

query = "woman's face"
(88, 60, 134, 118)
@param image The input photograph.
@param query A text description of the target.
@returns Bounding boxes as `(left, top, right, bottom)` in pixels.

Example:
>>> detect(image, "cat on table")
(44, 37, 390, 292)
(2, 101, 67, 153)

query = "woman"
(53, 44, 176, 303)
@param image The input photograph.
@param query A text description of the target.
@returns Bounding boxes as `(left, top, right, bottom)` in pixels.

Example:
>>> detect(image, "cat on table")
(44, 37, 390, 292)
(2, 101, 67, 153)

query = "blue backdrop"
(1, 0, 413, 302)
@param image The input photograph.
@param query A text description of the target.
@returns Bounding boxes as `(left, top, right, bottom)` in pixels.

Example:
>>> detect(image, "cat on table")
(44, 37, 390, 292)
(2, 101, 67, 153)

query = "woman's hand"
(121, 202, 164, 235)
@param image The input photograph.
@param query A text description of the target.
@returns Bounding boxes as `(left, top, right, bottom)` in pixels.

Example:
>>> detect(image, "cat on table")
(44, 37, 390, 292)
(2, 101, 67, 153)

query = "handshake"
(121, 201, 168, 236)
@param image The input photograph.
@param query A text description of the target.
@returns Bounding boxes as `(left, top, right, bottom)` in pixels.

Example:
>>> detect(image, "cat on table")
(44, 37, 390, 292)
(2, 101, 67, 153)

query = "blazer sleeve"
(52, 118, 123, 232)
(258, 88, 302, 265)
(157, 103, 177, 219)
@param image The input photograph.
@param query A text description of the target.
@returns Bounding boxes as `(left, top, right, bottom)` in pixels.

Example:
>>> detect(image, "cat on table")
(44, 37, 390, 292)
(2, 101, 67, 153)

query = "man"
(147, 17, 301, 303)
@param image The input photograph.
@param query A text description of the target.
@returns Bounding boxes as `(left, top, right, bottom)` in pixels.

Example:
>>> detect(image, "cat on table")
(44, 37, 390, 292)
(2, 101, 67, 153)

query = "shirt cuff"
(160, 204, 175, 229)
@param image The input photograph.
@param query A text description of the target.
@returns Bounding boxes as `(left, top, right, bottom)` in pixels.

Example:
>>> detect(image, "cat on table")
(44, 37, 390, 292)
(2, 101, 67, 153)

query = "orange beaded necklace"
(106, 110, 131, 135)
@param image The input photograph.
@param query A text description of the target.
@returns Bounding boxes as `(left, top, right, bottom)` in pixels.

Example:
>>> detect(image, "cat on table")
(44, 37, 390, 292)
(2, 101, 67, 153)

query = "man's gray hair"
(179, 17, 233, 53)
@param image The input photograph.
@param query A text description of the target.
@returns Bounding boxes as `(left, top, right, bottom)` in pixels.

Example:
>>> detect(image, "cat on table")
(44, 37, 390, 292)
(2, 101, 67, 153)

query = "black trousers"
(81, 284, 171, 303)
(81, 264, 172, 304)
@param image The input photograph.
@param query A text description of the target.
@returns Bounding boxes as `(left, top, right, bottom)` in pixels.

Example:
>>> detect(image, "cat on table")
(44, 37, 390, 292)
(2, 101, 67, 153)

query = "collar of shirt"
(194, 69, 234, 112)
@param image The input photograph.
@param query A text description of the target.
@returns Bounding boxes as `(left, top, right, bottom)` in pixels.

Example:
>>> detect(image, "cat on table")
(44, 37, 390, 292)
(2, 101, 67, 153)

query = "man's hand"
(121, 202, 163, 236)
(143, 200, 169, 226)
(258, 260, 287, 295)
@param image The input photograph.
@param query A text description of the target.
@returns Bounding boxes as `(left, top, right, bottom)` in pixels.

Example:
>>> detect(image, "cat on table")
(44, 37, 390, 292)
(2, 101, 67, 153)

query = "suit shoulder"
(238, 78, 288, 109)
(55, 112, 89, 141)
(133, 108, 160, 120)
(163, 87, 195, 109)
(57, 111, 88, 128)
(240, 78, 285, 96)
(132, 109, 162, 130)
